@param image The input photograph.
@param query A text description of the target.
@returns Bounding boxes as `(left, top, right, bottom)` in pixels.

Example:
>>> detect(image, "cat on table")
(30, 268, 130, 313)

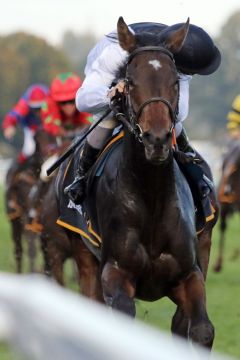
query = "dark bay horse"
(4, 129, 52, 272)
(213, 141, 240, 272)
(57, 17, 218, 349)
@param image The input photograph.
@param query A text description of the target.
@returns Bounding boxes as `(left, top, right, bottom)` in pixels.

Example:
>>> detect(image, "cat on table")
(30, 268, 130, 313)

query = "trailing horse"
(4, 129, 52, 272)
(57, 17, 218, 349)
(213, 142, 240, 272)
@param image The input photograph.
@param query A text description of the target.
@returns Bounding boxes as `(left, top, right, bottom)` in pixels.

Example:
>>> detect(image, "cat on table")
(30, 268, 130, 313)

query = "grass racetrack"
(0, 186, 240, 359)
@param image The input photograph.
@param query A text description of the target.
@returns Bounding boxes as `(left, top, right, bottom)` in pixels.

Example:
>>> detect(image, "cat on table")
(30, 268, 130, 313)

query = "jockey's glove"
(109, 90, 124, 113)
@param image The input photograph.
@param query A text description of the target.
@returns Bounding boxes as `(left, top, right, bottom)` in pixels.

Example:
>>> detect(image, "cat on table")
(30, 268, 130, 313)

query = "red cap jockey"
(42, 72, 92, 136)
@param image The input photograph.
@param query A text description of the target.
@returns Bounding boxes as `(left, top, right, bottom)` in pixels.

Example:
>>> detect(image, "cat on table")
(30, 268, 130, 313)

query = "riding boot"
(176, 127, 211, 198)
(64, 142, 100, 204)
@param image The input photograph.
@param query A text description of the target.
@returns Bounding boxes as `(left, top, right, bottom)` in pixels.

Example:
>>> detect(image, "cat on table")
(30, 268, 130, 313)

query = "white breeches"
(22, 128, 36, 157)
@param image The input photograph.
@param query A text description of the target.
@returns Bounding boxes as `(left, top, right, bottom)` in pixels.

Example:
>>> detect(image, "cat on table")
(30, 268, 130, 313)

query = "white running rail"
(0, 273, 235, 360)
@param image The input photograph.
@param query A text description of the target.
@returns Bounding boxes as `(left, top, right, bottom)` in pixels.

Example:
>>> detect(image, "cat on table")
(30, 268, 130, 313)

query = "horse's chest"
(141, 222, 170, 256)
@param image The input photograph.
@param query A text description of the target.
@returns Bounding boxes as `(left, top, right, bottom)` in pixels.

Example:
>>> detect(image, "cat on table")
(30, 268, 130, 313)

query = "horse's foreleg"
(101, 262, 136, 317)
(12, 218, 23, 273)
(40, 234, 51, 277)
(71, 235, 103, 302)
(51, 256, 65, 286)
(197, 227, 212, 279)
(26, 231, 37, 273)
(171, 269, 214, 349)
(46, 240, 65, 286)
(213, 209, 228, 273)
(40, 232, 65, 286)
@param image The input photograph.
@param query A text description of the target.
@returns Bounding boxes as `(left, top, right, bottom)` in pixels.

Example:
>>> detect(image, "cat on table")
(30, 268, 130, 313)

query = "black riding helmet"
(159, 23, 221, 75)
(114, 21, 221, 75)
(129, 22, 167, 35)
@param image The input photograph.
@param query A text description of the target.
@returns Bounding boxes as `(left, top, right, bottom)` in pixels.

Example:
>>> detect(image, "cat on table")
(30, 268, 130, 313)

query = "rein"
(115, 46, 178, 142)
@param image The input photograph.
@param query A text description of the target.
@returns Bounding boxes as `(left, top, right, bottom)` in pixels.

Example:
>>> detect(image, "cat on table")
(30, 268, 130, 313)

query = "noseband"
(116, 46, 179, 142)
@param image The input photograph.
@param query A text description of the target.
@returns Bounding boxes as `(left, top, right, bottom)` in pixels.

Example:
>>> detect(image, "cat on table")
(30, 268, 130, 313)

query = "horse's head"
(117, 17, 189, 164)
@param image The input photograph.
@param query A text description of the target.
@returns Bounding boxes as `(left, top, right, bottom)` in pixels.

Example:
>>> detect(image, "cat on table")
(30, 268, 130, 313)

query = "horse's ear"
(164, 18, 190, 53)
(117, 16, 136, 52)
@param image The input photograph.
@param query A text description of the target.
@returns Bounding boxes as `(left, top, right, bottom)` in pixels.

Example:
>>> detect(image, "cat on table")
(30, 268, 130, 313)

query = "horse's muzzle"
(141, 130, 171, 164)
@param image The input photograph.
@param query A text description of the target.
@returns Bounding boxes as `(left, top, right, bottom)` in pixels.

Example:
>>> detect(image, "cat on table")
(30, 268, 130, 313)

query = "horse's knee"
(101, 262, 136, 316)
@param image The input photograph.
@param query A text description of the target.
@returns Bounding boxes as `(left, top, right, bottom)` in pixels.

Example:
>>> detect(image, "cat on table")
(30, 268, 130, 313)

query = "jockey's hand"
(4, 126, 16, 140)
(108, 80, 125, 112)
(107, 80, 125, 99)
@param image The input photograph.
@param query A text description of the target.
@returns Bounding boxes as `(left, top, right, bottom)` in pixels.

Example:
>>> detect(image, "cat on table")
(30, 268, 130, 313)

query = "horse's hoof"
(190, 323, 214, 348)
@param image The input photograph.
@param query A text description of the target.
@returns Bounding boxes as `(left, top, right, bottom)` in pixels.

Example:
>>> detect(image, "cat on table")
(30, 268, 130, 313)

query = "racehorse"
(213, 142, 240, 272)
(4, 129, 52, 273)
(57, 17, 218, 349)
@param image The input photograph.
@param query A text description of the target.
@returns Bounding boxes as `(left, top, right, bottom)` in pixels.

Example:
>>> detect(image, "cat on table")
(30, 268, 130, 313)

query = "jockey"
(65, 21, 221, 204)
(2, 84, 49, 163)
(40, 72, 92, 180)
(42, 72, 92, 138)
(26, 72, 92, 232)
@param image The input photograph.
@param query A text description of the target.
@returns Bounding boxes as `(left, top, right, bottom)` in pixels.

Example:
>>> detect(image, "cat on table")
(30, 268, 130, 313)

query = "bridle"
(115, 46, 179, 143)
